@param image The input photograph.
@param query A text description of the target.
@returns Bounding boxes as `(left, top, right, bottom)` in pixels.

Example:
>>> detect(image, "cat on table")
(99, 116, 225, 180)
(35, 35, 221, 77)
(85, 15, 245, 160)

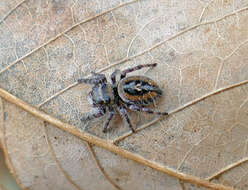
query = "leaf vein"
(0, 0, 27, 25)
(43, 121, 83, 190)
(0, 0, 139, 75)
(86, 142, 122, 190)
(0, 87, 236, 190)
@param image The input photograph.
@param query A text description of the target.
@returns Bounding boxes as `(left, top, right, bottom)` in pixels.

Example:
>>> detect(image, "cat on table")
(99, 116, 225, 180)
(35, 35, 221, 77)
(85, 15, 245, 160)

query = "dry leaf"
(0, 0, 248, 190)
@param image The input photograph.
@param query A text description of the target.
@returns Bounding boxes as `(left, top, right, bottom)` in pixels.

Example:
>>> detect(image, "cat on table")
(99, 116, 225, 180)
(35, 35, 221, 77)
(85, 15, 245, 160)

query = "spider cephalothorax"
(78, 63, 168, 133)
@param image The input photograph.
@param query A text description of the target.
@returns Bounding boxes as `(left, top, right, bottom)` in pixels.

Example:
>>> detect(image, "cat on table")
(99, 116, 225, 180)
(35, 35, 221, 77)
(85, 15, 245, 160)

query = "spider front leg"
(80, 106, 106, 122)
(117, 105, 136, 133)
(78, 72, 106, 85)
(121, 63, 157, 78)
(110, 69, 121, 85)
(127, 104, 168, 116)
(102, 106, 116, 133)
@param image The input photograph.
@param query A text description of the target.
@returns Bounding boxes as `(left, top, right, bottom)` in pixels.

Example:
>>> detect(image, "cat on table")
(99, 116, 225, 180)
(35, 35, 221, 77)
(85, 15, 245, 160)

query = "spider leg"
(121, 63, 157, 78)
(78, 72, 106, 85)
(90, 72, 106, 79)
(117, 105, 136, 133)
(80, 106, 106, 122)
(110, 69, 121, 85)
(127, 104, 168, 116)
(102, 106, 116, 133)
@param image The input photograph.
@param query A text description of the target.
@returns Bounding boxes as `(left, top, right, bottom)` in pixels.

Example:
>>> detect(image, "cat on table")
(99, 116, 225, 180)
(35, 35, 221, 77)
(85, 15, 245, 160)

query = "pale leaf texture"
(0, 0, 248, 190)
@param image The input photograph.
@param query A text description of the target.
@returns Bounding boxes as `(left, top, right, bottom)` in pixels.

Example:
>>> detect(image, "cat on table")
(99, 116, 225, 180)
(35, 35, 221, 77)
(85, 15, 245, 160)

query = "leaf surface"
(0, 0, 248, 190)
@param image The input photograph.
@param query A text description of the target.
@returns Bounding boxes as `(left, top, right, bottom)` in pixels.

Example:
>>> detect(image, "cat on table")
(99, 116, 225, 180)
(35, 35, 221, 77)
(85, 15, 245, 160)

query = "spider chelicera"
(78, 63, 168, 133)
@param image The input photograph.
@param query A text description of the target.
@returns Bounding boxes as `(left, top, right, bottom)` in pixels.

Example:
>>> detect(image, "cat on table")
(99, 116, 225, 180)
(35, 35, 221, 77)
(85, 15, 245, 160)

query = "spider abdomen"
(118, 76, 162, 105)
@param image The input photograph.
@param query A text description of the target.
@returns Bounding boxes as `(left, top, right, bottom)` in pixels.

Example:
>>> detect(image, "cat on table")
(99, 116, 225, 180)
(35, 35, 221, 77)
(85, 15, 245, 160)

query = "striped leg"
(110, 69, 121, 85)
(117, 105, 136, 133)
(78, 72, 106, 84)
(102, 106, 116, 133)
(127, 104, 168, 116)
(121, 63, 157, 78)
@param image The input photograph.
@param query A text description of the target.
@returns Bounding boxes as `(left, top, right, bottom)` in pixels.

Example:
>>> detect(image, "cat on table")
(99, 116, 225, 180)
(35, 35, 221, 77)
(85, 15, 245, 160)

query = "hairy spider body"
(79, 63, 168, 133)
(118, 75, 162, 105)
(88, 83, 113, 106)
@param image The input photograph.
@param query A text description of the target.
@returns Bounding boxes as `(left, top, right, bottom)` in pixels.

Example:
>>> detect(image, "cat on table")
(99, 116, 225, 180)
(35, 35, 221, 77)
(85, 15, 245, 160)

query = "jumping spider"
(78, 63, 168, 133)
